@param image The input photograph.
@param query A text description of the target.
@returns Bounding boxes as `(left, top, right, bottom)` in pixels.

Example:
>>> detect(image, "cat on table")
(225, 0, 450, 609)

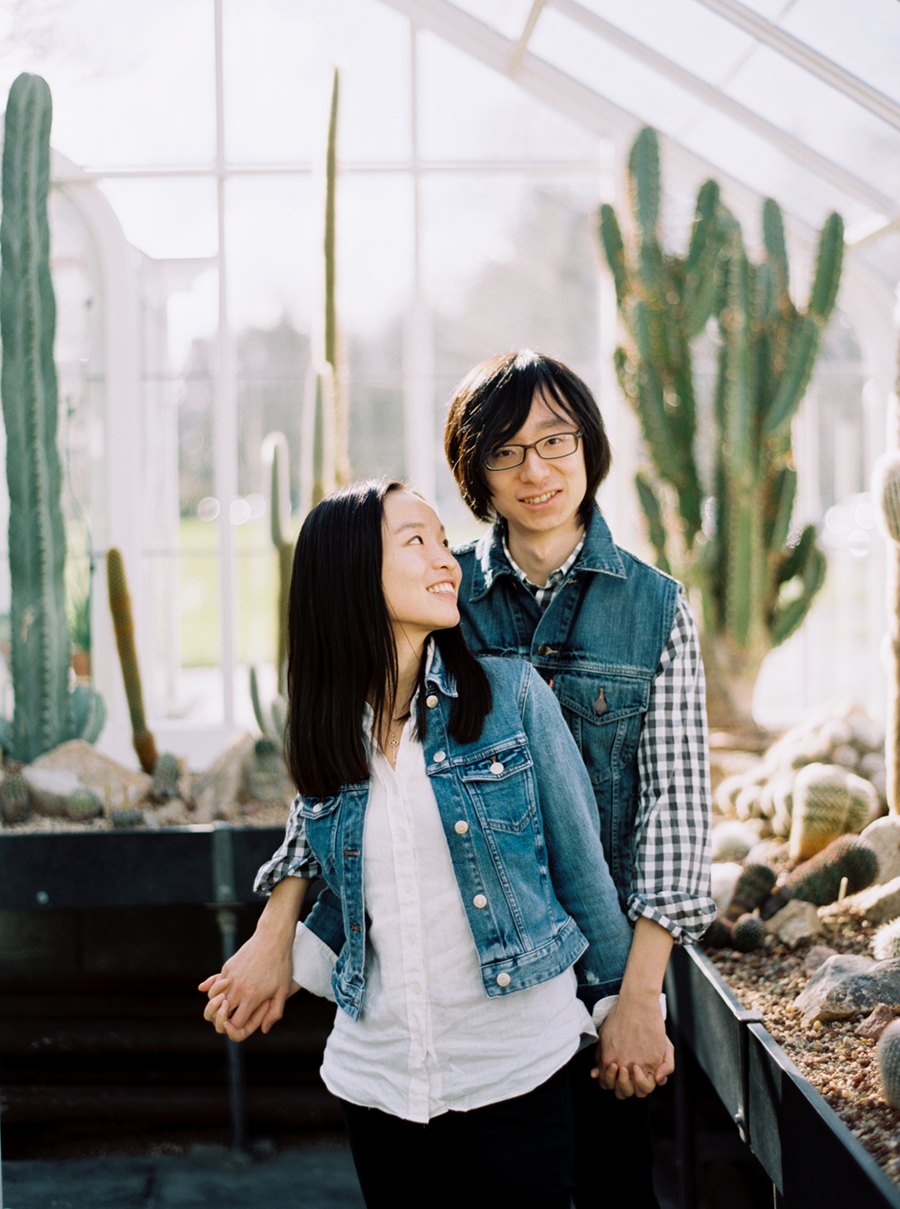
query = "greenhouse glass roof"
(383, 0, 900, 285)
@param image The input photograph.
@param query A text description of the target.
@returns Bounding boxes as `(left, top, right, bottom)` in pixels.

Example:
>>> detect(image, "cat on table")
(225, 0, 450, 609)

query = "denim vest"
(453, 508, 679, 910)
(299, 651, 632, 1021)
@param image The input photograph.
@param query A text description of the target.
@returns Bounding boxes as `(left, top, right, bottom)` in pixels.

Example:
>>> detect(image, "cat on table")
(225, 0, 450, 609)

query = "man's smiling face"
(486, 390, 587, 549)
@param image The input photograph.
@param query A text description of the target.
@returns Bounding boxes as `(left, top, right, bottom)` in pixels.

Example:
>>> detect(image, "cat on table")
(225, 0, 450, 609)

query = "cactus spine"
(106, 547, 157, 773)
(0, 73, 105, 762)
(599, 127, 841, 729)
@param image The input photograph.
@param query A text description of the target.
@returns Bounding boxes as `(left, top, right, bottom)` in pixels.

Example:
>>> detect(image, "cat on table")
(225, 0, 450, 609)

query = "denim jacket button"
(433, 750, 446, 763)
(489, 761, 504, 775)
(454, 820, 469, 834)
(426, 694, 438, 708)
(473, 894, 487, 908)
(496, 972, 511, 987)
(312, 804, 323, 813)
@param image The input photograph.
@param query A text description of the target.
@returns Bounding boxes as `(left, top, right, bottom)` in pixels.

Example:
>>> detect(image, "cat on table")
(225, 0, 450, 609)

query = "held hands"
(591, 995, 674, 1099)
(198, 929, 298, 1043)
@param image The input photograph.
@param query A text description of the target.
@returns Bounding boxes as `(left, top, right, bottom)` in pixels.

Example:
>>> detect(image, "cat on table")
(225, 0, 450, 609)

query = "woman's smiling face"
(381, 489, 461, 649)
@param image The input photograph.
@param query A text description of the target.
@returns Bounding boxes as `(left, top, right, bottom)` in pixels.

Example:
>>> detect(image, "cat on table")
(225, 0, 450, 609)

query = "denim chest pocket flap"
(554, 671, 650, 726)
(455, 740, 535, 832)
(298, 794, 342, 821)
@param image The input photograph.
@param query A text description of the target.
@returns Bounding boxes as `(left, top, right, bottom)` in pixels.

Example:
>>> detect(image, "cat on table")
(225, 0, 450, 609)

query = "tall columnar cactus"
(268, 436, 293, 694)
(0, 73, 105, 763)
(786, 834, 879, 906)
(106, 547, 157, 773)
(873, 407, 900, 814)
(599, 127, 842, 729)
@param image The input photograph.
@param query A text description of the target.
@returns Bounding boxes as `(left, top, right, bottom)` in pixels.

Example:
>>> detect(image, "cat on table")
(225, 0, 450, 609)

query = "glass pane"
(418, 32, 604, 162)
(442, 0, 534, 40)
(782, 0, 900, 104)
(97, 177, 218, 260)
(0, 0, 215, 167)
(224, 0, 412, 164)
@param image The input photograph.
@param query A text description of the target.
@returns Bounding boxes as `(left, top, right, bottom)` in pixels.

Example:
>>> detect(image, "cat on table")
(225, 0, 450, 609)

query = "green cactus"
(725, 862, 777, 921)
(249, 733, 289, 803)
(0, 772, 31, 823)
(599, 127, 841, 729)
(268, 438, 293, 696)
(65, 786, 101, 821)
(0, 73, 105, 762)
(789, 762, 878, 861)
(877, 1019, 900, 1108)
(106, 547, 157, 773)
(730, 913, 765, 952)
(872, 918, 900, 961)
(249, 664, 287, 742)
(701, 916, 733, 949)
(787, 834, 879, 906)
(875, 444, 900, 814)
(150, 751, 180, 802)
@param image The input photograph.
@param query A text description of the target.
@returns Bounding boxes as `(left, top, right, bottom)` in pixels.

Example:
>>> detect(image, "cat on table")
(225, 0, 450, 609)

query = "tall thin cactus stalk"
(0, 72, 104, 762)
(599, 127, 842, 730)
(874, 346, 900, 815)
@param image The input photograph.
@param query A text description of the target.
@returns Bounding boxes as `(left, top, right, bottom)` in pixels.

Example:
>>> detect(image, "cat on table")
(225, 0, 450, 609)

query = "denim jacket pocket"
(298, 794, 343, 870)
(553, 671, 649, 784)
(455, 739, 536, 832)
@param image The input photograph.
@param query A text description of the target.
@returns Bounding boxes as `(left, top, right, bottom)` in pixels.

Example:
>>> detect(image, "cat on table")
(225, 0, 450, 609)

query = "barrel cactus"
(0, 73, 105, 762)
(725, 862, 777, 921)
(150, 751, 181, 802)
(789, 762, 878, 861)
(0, 772, 30, 823)
(873, 917, 900, 961)
(877, 1018, 900, 1107)
(731, 913, 766, 953)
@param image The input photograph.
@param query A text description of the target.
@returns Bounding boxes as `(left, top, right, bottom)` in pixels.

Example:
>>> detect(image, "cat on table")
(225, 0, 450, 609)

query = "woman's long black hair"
(284, 479, 492, 797)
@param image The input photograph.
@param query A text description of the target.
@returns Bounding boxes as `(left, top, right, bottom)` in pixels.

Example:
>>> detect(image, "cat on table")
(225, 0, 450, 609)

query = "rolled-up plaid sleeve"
(253, 795, 323, 895)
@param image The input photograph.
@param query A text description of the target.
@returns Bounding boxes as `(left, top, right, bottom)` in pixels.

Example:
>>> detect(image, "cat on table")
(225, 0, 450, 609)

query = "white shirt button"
(489, 761, 504, 775)
(496, 972, 511, 987)
(433, 750, 446, 763)
(473, 894, 487, 909)
(426, 694, 438, 708)
(454, 820, 469, 835)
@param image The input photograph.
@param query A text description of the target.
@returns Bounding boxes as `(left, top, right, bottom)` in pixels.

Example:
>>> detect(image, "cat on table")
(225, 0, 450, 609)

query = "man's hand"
(199, 875, 308, 1041)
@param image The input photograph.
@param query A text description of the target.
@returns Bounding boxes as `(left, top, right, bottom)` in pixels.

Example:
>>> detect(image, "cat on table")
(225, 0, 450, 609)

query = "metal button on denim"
(312, 804, 323, 813)
(473, 894, 487, 908)
(496, 973, 511, 987)
(433, 750, 446, 762)
(489, 761, 504, 775)
(454, 820, 469, 834)
(426, 694, 438, 708)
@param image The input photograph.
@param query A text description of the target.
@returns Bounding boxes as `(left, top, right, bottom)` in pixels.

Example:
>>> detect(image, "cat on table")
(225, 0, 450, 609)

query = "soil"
(707, 908, 900, 1188)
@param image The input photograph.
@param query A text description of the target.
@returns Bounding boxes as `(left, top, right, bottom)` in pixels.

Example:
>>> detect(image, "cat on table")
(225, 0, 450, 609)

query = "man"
(443, 350, 714, 1207)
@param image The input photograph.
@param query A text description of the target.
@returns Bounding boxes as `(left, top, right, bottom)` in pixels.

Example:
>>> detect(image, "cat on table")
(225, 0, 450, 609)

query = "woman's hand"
(590, 995, 674, 1098)
(199, 875, 309, 1040)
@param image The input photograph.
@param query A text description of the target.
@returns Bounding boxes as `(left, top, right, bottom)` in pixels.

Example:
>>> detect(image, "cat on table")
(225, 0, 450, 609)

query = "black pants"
(568, 1044, 660, 1209)
(339, 1065, 574, 1209)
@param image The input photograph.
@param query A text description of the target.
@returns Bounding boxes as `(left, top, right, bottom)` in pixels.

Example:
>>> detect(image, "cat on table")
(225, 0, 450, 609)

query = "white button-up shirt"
(291, 717, 596, 1123)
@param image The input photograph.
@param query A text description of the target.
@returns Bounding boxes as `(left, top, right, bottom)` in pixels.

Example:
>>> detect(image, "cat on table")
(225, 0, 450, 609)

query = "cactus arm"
(249, 664, 268, 735)
(683, 179, 722, 336)
(106, 547, 157, 773)
(808, 212, 844, 322)
(634, 471, 672, 575)
(597, 204, 630, 311)
(628, 126, 661, 237)
(765, 464, 797, 554)
(769, 528, 827, 646)
(762, 198, 790, 306)
(761, 315, 819, 437)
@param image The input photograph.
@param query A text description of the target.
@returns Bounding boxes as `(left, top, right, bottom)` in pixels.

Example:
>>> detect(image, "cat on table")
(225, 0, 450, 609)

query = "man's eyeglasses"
(484, 431, 582, 471)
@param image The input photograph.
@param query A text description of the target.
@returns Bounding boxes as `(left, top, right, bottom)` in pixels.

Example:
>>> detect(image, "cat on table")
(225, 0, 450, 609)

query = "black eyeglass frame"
(483, 430, 583, 472)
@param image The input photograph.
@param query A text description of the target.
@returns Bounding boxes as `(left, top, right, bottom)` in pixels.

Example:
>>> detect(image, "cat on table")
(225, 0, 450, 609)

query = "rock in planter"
(191, 734, 256, 823)
(765, 899, 822, 948)
(24, 740, 151, 815)
(821, 875, 900, 926)
(794, 954, 900, 1026)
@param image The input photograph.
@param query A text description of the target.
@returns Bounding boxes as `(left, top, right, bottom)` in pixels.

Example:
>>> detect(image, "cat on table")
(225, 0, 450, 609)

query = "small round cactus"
(724, 862, 777, 922)
(877, 1018, 900, 1107)
(730, 914, 765, 953)
(151, 751, 181, 802)
(789, 762, 877, 862)
(0, 773, 30, 823)
(873, 917, 900, 961)
(701, 916, 733, 949)
(65, 788, 102, 822)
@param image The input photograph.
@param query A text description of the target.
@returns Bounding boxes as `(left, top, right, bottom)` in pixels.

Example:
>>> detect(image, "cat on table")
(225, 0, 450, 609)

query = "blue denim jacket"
(293, 650, 632, 1022)
(453, 508, 679, 911)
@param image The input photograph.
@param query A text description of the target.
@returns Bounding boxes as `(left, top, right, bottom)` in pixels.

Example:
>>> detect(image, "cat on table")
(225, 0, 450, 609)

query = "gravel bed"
(707, 910, 900, 1189)
(0, 800, 291, 834)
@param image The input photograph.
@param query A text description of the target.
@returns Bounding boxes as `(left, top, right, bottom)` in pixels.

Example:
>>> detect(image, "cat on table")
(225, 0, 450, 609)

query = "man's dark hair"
(285, 478, 492, 796)
(444, 350, 612, 526)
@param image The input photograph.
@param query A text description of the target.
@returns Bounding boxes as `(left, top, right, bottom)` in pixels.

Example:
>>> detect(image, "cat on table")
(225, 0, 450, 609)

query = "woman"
(201, 479, 633, 1209)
